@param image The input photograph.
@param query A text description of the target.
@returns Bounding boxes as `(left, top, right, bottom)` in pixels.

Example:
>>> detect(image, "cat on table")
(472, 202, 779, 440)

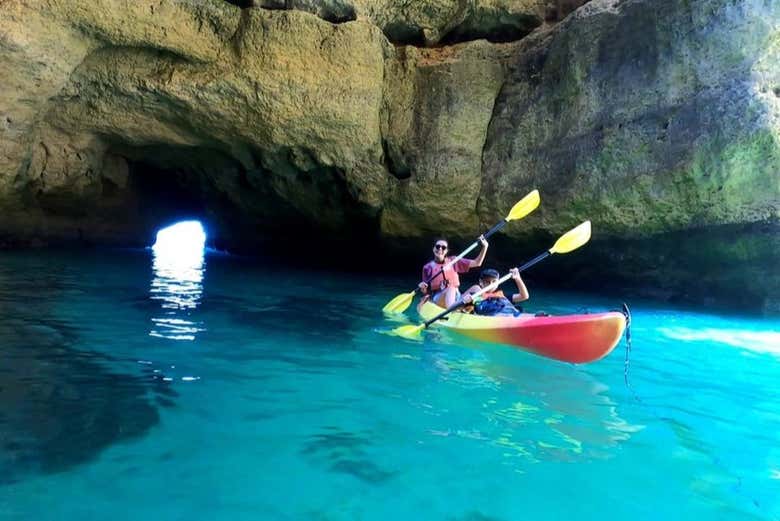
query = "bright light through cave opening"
(152, 220, 207, 256)
(149, 220, 207, 341)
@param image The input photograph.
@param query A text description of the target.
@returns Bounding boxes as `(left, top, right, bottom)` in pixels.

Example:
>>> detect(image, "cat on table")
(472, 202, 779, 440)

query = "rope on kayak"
(609, 302, 640, 401)
(621, 302, 633, 390)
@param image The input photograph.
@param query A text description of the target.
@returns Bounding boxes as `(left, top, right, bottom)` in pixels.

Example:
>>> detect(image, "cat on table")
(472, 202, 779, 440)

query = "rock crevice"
(225, 0, 566, 46)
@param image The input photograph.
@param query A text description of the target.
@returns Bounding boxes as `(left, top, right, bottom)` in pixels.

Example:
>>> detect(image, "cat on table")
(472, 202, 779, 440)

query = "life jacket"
(474, 289, 519, 316)
(478, 289, 505, 300)
(422, 257, 469, 292)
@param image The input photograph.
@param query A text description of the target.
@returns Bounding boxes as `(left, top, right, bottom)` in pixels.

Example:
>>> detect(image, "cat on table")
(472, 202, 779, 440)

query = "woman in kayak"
(419, 235, 489, 308)
(461, 268, 529, 316)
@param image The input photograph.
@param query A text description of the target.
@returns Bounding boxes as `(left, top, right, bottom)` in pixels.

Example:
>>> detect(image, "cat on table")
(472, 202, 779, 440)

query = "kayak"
(417, 301, 626, 364)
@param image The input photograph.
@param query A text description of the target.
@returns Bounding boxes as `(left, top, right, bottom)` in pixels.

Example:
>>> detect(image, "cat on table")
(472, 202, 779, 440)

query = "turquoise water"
(1, 248, 778, 520)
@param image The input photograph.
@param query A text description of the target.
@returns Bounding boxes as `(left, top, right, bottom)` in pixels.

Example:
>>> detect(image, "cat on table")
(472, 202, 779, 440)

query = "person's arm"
(419, 265, 432, 294)
(467, 235, 489, 269)
(461, 284, 481, 304)
(509, 268, 529, 303)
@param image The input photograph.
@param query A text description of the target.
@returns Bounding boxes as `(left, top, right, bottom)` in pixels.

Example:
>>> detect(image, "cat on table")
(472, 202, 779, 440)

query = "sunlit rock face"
(0, 0, 778, 310)
(480, 0, 780, 237)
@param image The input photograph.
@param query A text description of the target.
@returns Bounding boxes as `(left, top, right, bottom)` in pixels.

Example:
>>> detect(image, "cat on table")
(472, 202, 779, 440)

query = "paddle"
(382, 190, 541, 314)
(390, 220, 592, 339)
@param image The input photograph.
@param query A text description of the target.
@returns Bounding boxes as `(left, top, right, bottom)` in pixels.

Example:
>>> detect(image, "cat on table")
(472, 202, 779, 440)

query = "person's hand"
(418, 282, 428, 293)
(510, 267, 522, 281)
(478, 234, 488, 248)
(462, 294, 473, 304)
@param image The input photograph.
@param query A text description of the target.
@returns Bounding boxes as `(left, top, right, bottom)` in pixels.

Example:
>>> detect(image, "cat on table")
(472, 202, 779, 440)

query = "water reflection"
(422, 342, 643, 464)
(149, 222, 206, 341)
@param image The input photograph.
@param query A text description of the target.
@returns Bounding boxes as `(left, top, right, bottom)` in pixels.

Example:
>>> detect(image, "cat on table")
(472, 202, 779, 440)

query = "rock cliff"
(0, 0, 777, 310)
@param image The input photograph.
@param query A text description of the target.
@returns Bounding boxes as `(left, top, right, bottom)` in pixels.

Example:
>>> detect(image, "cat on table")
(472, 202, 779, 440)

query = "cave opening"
(149, 220, 206, 341)
(112, 143, 233, 251)
(152, 220, 207, 256)
(115, 143, 385, 263)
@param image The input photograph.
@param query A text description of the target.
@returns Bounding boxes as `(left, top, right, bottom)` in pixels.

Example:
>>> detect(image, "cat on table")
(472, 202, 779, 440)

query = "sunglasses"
(434, 244, 448, 250)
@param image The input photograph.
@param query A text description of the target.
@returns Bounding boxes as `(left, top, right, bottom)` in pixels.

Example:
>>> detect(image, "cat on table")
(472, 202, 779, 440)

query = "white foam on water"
(659, 327, 780, 356)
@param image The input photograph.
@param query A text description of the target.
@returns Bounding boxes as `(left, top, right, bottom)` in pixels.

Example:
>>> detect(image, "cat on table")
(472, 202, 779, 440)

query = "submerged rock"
(0, 0, 777, 310)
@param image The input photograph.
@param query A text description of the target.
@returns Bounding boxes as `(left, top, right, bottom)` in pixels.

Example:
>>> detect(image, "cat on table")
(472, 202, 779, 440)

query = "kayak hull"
(418, 301, 626, 364)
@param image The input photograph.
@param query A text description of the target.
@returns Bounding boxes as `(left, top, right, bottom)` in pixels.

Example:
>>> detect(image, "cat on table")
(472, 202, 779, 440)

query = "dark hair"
(480, 268, 500, 280)
(433, 237, 449, 246)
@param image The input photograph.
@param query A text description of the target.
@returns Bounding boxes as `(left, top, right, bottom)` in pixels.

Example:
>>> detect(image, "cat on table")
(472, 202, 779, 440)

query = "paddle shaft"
(419, 219, 508, 293)
(517, 251, 550, 272)
(422, 248, 552, 328)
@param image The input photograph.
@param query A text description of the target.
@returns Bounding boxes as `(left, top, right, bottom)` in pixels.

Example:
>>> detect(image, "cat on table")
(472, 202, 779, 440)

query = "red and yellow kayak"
(418, 301, 626, 364)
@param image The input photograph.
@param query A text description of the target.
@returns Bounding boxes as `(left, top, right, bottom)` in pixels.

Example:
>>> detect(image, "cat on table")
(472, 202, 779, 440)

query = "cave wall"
(0, 0, 778, 311)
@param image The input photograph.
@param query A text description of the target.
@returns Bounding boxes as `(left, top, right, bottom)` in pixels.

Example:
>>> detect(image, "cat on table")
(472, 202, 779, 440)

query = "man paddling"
(461, 268, 529, 316)
(419, 236, 489, 308)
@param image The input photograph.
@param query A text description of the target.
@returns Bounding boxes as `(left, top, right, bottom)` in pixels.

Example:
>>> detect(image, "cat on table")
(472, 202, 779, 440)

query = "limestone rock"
(258, 0, 358, 23)
(2, 3, 389, 243)
(0, 0, 778, 310)
(446, 0, 547, 43)
(0, 0, 239, 224)
(381, 41, 515, 237)
(251, 0, 548, 45)
(480, 0, 780, 239)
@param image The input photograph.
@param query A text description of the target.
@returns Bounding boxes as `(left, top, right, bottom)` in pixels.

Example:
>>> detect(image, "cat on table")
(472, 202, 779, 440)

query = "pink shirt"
(422, 257, 472, 292)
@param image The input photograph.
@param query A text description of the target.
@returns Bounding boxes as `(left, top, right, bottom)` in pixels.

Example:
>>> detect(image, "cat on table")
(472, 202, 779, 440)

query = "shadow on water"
(0, 262, 160, 485)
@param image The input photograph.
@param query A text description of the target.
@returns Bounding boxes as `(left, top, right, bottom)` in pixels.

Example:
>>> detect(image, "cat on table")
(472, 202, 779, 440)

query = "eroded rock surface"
(0, 0, 778, 309)
(243, 0, 549, 44)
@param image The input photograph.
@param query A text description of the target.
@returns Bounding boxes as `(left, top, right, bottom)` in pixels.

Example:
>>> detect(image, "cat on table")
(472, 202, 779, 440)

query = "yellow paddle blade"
(549, 220, 591, 254)
(505, 189, 541, 221)
(382, 291, 416, 314)
(390, 323, 425, 340)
